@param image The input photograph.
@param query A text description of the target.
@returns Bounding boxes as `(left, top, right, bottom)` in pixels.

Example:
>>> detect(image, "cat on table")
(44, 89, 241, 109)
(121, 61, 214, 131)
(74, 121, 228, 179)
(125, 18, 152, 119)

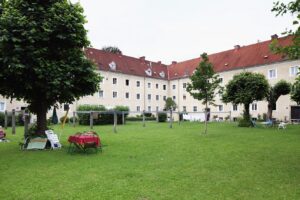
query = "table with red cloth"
(68, 132, 101, 153)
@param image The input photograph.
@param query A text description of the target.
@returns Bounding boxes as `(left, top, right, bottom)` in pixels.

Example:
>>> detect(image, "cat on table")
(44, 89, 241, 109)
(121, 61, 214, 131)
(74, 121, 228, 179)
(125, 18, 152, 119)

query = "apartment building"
(0, 35, 299, 121)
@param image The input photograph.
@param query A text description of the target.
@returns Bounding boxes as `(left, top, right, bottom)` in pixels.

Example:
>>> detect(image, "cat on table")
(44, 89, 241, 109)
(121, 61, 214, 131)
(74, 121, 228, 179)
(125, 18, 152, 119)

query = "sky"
(71, 0, 294, 64)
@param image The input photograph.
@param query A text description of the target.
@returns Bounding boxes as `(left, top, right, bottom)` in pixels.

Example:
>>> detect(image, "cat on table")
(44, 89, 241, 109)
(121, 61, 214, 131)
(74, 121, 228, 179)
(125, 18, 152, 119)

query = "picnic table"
(68, 131, 101, 153)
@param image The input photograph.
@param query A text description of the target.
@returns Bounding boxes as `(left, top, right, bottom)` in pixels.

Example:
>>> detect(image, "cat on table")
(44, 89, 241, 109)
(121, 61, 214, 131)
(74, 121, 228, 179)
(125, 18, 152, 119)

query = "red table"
(68, 132, 101, 153)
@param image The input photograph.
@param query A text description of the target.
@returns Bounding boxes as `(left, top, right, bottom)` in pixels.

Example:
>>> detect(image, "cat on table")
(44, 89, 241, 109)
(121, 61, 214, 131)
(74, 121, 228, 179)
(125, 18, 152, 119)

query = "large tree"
(270, 0, 300, 59)
(222, 72, 269, 127)
(0, 0, 102, 134)
(266, 80, 291, 120)
(291, 76, 300, 104)
(164, 97, 177, 111)
(187, 53, 222, 134)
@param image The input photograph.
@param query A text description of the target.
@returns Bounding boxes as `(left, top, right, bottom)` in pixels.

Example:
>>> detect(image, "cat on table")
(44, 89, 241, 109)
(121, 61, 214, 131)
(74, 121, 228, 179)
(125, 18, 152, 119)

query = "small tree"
(164, 97, 177, 111)
(291, 75, 300, 104)
(187, 53, 221, 134)
(266, 80, 291, 120)
(0, 1, 102, 134)
(222, 72, 269, 127)
(270, 0, 300, 59)
(102, 46, 122, 54)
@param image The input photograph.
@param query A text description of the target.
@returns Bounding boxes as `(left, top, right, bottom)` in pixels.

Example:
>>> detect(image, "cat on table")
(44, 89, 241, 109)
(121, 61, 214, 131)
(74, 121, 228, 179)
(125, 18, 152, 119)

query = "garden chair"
(45, 130, 62, 149)
(261, 119, 273, 127)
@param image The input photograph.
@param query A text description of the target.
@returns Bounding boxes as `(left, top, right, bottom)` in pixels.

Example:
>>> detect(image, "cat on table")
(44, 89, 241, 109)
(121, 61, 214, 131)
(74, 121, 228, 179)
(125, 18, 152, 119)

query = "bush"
(127, 116, 156, 121)
(263, 113, 267, 121)
(60, 116, 69, 124)
(158, 112, 167, 122)
(0, 112, 12, 127)
(238, 118, 252, 127)
(144, 112, 152, 117)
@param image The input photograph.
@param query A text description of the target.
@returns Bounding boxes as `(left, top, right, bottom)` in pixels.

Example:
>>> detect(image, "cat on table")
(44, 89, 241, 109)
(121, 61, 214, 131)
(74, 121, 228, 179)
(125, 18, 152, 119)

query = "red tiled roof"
(86, 36, 294, 80)
(168, 36, 294, 79)
(85, 48, 169, 80)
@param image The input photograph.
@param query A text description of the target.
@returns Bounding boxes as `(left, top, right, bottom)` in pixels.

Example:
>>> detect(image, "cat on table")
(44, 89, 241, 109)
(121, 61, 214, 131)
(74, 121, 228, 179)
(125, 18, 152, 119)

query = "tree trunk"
(267, 103, 273, 121)
(36, 105, 48, 135)
(204, 102, 208, 135)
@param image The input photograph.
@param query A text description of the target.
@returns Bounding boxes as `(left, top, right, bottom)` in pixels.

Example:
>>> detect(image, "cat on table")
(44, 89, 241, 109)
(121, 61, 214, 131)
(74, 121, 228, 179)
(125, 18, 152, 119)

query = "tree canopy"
(101, 46, 122, 54)
(270, 0, 300, 59)
(291, 76, 300, 104)
(222, 72, 269, 126)
(164, 97, 177, 111)
(0, 0, 102, 134)
(187, 53, 221, 134)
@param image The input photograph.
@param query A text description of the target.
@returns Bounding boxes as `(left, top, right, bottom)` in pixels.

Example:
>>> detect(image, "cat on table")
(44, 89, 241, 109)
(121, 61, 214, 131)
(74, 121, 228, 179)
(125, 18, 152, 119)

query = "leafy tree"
(291, 75, 300, 104)
(0, 0, 5, 14)
(266, 80, 291, 120)
(187, 53, 222, 134)
(102, 46, 122, 54)
(164, 97, 177, 111)
(0, 0, 102, 135)
(270, 0, 300, 59)
(222, 72, 269, 127)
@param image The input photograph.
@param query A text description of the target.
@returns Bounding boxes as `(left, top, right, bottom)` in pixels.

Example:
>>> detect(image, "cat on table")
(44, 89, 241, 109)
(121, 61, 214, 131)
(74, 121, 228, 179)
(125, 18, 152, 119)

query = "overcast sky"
(71, 0, 294, 64)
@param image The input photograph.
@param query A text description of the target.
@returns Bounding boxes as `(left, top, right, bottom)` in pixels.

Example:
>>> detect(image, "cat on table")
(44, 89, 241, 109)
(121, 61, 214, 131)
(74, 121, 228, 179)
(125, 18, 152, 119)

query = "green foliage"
(101, 46, 122, 54)
(187, 53, 222, 106)
(291, 75, 300, 104)
(164, 97, 177, 111)
(158, 112, 167, 122)
(144, 112, 153, 117)
(223, 72, 269, 124)
(127, 116, 156, 121)
(60, 116, 69, 124)
(270, 0, 300, 59)
(0, 0, 102, 133)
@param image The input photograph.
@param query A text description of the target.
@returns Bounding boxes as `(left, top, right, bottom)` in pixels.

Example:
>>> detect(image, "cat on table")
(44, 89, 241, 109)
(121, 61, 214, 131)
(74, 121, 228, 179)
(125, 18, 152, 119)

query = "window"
(156, 95, 159, 101)
(218, 105, 223, 112)
(136, 93, 140, 100)
(219, 77, 223, 83)
(125, 92, 129, 99)
(113, 78, 117, 84)
(163, 85, 166, 90)
(233, 104, 238, 111)
(148, 106, 151, 112)
(251, 103, 257, 111)
(136, 81, 140, 87)
(183, 83, 187, 88)
(148, 83, 151, 88)
(172, 85, 176, 89)
(113, 91, 117, 98)
(125, 79, 129, 86)
(163, 96, 166, 101)
(148, 94, 151, 100)
(0, 102, 5, 111)
(193, 106, 197, 112)
(173, 96, 176, 100)
(183, 106, 187, 112)
(268, 69, 277, 79)
(183, 95, 186, 100)
(290, 66, 299, 76)
(156, 84, 159, 89)
(156, 106, 159, 111)
(137, 106, 140, 112)
(99, 90, 104, 98)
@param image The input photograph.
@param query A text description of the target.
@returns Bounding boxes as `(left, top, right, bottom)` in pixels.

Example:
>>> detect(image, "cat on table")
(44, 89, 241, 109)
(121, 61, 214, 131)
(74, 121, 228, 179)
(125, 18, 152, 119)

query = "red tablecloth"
(68, 134, 100, 147)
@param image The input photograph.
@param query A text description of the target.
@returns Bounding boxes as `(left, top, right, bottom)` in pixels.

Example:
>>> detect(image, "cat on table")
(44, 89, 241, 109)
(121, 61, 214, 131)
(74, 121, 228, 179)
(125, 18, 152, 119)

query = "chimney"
(234, 45, 240, 50)
(157, 61, 161, 65)
(271, 34, 278, 40)
(172, 61, 177, 65)
(139, 56, 145, 61)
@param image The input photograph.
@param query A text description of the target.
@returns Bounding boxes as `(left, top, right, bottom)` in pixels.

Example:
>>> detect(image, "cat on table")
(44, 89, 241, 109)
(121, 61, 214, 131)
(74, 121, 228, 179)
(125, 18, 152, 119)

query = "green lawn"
(0, 122, 300, 200)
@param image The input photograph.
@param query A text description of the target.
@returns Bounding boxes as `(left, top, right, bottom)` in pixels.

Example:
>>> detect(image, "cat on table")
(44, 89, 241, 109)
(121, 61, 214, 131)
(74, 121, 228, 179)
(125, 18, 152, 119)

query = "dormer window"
(159, 71, 165, 78)
(109, 61, 117, 71)
(145, 68, 152, 76)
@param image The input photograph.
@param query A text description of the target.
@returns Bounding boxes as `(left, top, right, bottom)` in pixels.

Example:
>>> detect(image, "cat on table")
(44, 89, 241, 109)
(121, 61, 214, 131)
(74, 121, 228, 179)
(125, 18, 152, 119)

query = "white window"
(268, 69, 277, 79)
(148, 106, 151, 112)
(163, 96, 166, 101)
(183, 83, 187, 88)
(218, 105, 223, 112)
(193, 106, 197, 112)
(148, 94, 151, 100)
(125, 92, 129, 99)
(172, 85, 176, 89)
(251, 103, 257, 111)
(113, 78, 117, 84)
(219, 77, 223, 83)
(232, 104, 238, 111)
(136, 93, 140, 100)
(163, 85, 167, 90)
(148, 83, 151, 88)
(183, 95, 186, 100)
(137, 106, 140, 112)
(99, 90, 104, 98)
(125, 79, 129, 86)
(183, 106, 187, 112)
(136, 81, 140, 87)
(113, 91, 117, 98)
(156, 84, 159, 89)
(290, 66, 299, 76)
(173, 96, 176, 100)
(156, 106, 159, 111)
(0, 102, 5, 111)
(156, 95, 159, 101)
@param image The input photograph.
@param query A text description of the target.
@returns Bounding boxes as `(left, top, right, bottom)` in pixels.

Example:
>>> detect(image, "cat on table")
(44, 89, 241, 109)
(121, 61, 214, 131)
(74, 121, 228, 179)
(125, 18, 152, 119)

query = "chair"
(261, 119, 273, 127)
(45, 130, 62, 149)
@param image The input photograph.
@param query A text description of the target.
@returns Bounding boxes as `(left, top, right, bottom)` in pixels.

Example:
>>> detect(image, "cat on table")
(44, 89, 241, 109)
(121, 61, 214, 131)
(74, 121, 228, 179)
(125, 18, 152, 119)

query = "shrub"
(60, 116, 69, 124)
(238, 118, 252, 127)
(144, 112, 152, 117)
(0, 112, 12, 127)
(262, 113, 267, 121)
(158, 112, 167, 122)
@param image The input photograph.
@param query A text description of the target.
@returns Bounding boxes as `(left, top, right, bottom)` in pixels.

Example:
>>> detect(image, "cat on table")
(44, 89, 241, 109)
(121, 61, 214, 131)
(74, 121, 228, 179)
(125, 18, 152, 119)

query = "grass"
(0, 122, 300, 200)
